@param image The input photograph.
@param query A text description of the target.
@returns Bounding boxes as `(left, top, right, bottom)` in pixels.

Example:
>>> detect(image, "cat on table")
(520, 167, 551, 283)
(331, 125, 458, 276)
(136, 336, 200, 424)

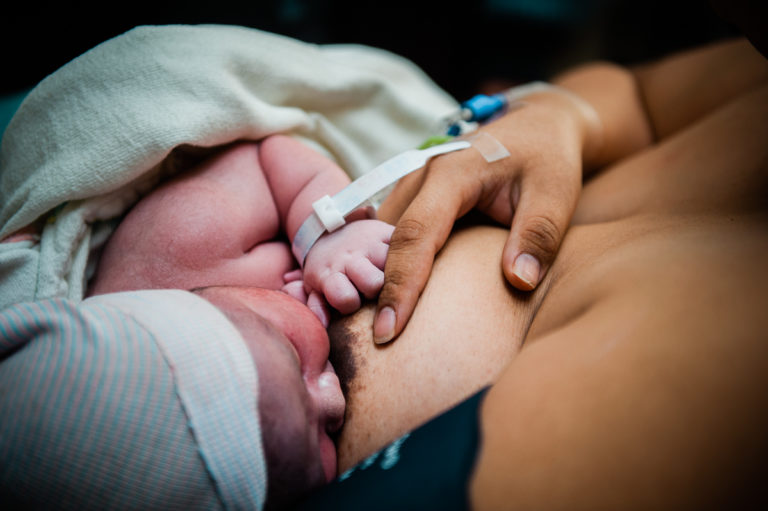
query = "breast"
(330, 225, 544, 471)
(527, 212, 768, 346)
(332, 84, 768, 470)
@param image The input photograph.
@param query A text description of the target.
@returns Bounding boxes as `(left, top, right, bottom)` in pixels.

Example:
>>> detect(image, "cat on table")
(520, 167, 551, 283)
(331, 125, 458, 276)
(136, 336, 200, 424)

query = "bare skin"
(329, 224, 540, 470)
(329, 38, 768, 509)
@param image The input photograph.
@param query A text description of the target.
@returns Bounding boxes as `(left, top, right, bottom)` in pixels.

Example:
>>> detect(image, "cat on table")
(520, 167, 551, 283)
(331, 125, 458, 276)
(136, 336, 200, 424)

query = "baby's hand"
(281, 268, 332, 327)
(303, 219, 394, 320)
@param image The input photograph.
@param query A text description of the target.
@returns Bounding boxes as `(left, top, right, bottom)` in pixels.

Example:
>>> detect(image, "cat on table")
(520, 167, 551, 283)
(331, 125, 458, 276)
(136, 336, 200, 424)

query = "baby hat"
(0, 289, 266, 510)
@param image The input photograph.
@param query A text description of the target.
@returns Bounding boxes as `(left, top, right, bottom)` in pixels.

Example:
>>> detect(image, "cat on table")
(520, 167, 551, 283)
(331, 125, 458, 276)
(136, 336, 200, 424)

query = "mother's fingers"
(376, 166, 429, 224)
(502, 160, 581, 290)
(374, 168, 476, 344)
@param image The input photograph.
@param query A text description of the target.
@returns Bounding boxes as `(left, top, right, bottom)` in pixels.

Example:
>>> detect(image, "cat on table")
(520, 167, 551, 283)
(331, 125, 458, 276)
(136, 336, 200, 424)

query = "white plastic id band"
(312, 195, 346, 232)
(463, 131, 511, 162)
(292, 140, 472, 265)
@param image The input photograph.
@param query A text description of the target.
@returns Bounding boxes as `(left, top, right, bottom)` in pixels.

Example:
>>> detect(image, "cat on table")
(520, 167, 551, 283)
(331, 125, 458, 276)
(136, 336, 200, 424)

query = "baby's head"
(192, 285, 346, 501)
(81, 139, 346, 505)
(0, 287, 344, 510)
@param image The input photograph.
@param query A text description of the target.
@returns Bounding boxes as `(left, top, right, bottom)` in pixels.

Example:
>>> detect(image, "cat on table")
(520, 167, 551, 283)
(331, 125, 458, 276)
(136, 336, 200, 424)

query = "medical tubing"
(461, 94, 507, 123)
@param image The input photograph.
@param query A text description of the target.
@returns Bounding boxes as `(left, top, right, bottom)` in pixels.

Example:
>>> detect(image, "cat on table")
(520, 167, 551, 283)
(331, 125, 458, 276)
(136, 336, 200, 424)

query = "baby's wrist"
(297, 212, 379, 266)
(293, 192, 380, 266)
(345, 205, 378, 223)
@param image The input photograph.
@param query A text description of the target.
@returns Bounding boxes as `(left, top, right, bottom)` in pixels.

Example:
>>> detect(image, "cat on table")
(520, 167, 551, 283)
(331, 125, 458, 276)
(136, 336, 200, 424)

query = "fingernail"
(309, 303, 329, 328)
(513, 253, 540, 289)
(373, 306, 396, 344)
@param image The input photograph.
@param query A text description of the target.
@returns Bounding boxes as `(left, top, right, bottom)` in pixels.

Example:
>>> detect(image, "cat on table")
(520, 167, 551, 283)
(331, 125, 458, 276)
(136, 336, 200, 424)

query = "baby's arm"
(259, 135, 352, 242)
(259, 135, 393, 322)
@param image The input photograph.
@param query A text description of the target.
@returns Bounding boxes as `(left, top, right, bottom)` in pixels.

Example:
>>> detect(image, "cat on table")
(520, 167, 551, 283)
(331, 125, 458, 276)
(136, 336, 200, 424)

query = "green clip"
(418, 135, 455, 149)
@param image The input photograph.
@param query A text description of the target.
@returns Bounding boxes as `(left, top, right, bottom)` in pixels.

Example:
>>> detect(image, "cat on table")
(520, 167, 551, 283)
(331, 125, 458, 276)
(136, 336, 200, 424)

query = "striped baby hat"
(0, 289, 266, 509)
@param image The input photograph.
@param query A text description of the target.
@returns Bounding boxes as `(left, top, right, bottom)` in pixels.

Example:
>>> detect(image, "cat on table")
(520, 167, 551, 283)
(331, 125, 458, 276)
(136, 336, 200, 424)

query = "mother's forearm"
(632, 38, 768, 141)
(550, 61, 655, 172)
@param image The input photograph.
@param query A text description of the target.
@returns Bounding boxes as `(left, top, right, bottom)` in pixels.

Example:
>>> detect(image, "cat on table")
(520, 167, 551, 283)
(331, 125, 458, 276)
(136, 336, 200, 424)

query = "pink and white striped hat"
(0, 289, 266, 510)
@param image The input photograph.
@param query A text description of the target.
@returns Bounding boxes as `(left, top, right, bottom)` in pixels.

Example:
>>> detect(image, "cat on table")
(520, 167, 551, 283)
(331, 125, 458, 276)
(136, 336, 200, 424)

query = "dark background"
(0, 0, 740, 99)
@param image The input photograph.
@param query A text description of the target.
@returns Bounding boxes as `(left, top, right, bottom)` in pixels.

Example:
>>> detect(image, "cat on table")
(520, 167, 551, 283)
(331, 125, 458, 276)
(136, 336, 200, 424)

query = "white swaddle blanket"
(0, 24, 457, 309)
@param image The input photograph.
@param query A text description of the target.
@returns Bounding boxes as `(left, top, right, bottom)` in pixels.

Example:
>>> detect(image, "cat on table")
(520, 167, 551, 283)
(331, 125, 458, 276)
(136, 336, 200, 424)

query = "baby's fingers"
(307, 291, 330, 328)
(345, 258, 385, 299)
(283, 269, 303, 283)
(323, 272, 362, 314)
(281, 280, 308, 304)
(367, 236, 391, 270)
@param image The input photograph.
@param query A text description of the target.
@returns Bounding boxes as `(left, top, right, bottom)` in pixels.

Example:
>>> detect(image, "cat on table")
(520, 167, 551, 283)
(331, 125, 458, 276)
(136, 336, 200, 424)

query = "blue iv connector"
(446, 93, 507, 135)
(463, 94, 506, 121)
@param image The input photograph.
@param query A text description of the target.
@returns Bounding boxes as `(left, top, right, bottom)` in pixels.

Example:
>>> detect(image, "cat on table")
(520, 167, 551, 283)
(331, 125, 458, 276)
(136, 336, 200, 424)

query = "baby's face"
(195, 286, 345, 502)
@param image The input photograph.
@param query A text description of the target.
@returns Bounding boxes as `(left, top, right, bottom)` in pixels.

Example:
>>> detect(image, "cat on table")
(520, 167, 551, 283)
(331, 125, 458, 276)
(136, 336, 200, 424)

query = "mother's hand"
(373, 95, 591, 343)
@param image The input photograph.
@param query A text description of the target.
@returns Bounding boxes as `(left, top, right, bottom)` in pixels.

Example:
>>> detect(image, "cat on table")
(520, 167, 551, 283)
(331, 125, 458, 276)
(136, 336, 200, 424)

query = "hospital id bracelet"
(291, 140, 472, 266)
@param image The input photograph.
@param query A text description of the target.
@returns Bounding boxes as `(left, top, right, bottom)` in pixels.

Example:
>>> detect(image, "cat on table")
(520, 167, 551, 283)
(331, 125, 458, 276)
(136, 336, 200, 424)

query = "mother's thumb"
(502, 213, 565, 291)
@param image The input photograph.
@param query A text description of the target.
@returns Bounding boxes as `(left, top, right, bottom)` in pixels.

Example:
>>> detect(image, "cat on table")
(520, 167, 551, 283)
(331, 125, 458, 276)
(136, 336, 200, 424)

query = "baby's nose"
(313, 370, 345, 434)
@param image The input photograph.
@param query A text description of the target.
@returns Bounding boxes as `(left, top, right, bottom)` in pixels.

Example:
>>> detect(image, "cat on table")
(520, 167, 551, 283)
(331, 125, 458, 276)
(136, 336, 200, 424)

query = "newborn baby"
(88, 135, 394, 502)
(90, 135, 393, 326)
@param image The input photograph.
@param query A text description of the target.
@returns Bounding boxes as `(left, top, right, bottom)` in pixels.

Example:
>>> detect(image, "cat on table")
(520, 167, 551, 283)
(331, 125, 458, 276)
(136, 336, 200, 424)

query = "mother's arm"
(375, 37, 768, 345)
(471, 262, 768, 510)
